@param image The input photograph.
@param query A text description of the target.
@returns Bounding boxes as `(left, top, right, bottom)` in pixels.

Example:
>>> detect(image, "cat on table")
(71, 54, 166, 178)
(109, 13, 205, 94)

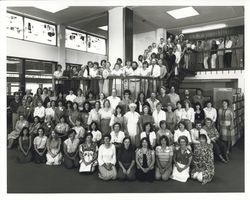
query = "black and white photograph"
(0, 0, 249, 199)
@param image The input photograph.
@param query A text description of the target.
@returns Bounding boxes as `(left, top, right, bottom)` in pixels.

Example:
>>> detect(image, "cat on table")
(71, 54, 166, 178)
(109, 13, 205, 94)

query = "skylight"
(167, 7, 199, 19)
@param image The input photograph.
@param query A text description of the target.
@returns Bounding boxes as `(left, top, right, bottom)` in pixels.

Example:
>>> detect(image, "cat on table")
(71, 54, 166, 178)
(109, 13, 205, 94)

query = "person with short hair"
(190, 121, 210, 145)
(89, 121, 102, 145)
(54, 100, 66, 124)
(140, 122, 156, 149)
(107, 89, 121, 111)
(53, 64, 64, 93)
(54, 116, 69, 141)
(29, 116, 41, 138)
(119, 89, 133, 113)
(17, 98, 31, 121)
(181, 100, 195, 131)
(33, 128, 47, 164)
(135, 137, 155, 182)
(87, 101, 101, 126)
(98, 134, 117, 180)
(79, 132, 98, 173)
(138, 105, 154, 133)
(110, 64, 123, 96)
(46, 131, 62, 165)
(155, 135, 173, 181)
(167, 86, 180, 109)
(117, 137, 136, 181)
(157, 86, 171, 111)
(203, 100, 217, 123)
(147, 92, 160, 113)
(72, 118, 85, 143)
(170, 136, 192, 182)
(66, 89, 77, 103)
(165, 103, 177, 132)
(63, 129, 80, 169)
(33, 100, 45, 122)
(110, 105, 125, 132)
(80, 101, 91, 128)
(152, 102, 166, 130)
(110, 123, 125, 149)
(191, 134, 214, 184)
(139, 61, 150, 94)
(174, 101, 184, 124)
(193, 89, 206, 108)
(174, 122, 192, 147)
(99, 99, 113, 136)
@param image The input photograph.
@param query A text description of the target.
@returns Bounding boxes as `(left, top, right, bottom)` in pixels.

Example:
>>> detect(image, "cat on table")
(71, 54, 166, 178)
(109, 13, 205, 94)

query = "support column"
(108, 7, 133, 65)
(156, 28, 167, 44)
(57, 25, 66, 70)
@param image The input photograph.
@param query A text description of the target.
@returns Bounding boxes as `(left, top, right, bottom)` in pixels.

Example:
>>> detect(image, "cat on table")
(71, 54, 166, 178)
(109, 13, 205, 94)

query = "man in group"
(107, 88, 121, 111)
(9, 92, 21, 129)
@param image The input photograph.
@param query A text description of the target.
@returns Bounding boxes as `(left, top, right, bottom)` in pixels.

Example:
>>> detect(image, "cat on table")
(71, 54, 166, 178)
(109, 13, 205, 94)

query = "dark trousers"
(33, 149, 46, 164)
(136, 168, 155, 182)
(63, 154, 80, 169)
(224, 52, 232, 68)
(212, 140, 227, 159)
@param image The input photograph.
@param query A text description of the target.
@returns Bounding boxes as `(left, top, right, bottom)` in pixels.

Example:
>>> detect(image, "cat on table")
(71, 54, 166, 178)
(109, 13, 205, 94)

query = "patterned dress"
(191, 143, 215, 184)
(79, 142, 98, 172)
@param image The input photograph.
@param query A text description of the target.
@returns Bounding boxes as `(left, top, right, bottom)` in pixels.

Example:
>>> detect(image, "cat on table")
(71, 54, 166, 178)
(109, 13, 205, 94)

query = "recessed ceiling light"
(182, 24, 227, 34)
(167, 7, 199, 19)
(34, 5, 68, 13)
(98, 25, 108, 31)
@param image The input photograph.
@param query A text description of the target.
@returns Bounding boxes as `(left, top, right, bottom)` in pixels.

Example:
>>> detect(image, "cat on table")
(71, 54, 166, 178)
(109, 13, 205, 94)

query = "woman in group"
(156, 120, 174, 146)
(194, 102, 205, 123)
(119, 90, 133, 113)
(191, 134, 215, 184)
(110, 105, 125, 132)
(102, 62, 111, 97)
(65, 101, 73, 123)
(74, 89, 86, 111)
(8, 114, 29, 149)
(181, 100, 195, 131)
(72, 118, 86, 143)
(203, 100, 217, 123)
(138, 105, 154, 133)
(46, 131, 62, 165)
(218, 99, 235, 161)
(110, 63, 123, 97)
(203, 118, 227, 163)
(33, 128, 47, 164)
(174, 101, 184, 124)
(87, 101, 101, 126)
(155, 135, 173, 181)
(54, 116, 70, 141)
(89, 121, 102, 146)
(63, 129, 80, 169)
(99, 99, 113, 135)
(54, 100, 66, 124)
(124, 103, 140, 146)
(135, 92, 150, 114)
(29, 116, 41, 138)
(89, 62, 101, 98)
(170, 136, 192, 182)
(135, 137, 155, 182)
(33, 100, 46, 122)
(140, 122, 157, 149)
(140, 61, 151, 95)
(152, 102, 166, 131)
(17, 98, 31, 122)
(174, 121, 192, 148)
(68, 102, 80, 127)
(117, 137, 136, 181)
(165, 103, 177, 132)
(16, 127, 32, 163)
(80, 101, 91, 128)
(79, 132, 98, 173)
(110, 122, 125, 149)
(57, 92, 66, 107)
(98, 134, 117, 180)
(42, 116, 55, 136)
(98, 93, 106, 109)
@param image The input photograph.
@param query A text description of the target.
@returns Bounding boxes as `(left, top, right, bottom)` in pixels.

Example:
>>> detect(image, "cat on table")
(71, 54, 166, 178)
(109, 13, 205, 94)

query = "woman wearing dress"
(99, 99, 113, 135)
(140, 122, 156, 149)
(16, 127, 32, 163)
(218, 99, 235, 161)
(89, 121, 102, 146)
(8, 114, 29, 149)
(136, 137, 155, 182)
(72, 118, 86, 143)
(181, 100, 195, 131)
(80, 101, 91, 128)
(110, 122, 125, 149)
(124, 103, 140, 146)
(98, 134, 117, 180)
(110, 105, 125, 132)
(194, 102, 205, 123)
(119, 89, 133, 113)
(165, 103, 177, 132)
(54, 116, 70, 141)
(79, 132, 98, 173)
(46, 131, 62, 165)
(170, 136, 192, 182)
(65, 101, 73, 124)
(174, 121, 192, 148)
(203, 118, 227, 163)
(117, 137, 136, 181)
(155, 135, 173, 181)
(156, 120, 174, 145)
(69, 102, 80, 127)
(203, 100, 217, 123)
(191, 134, 215, 184)
(87, 101, 101, 126)
(138, 105, 154, 133)
(33, 128, 47, 164)
(63, 129, 80, 169)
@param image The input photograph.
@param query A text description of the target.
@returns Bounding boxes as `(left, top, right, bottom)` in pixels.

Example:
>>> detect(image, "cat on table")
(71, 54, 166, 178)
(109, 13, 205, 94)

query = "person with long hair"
(218, 99, 235, 161)
(135, 92, 150, 114)
(117, 137, 136, 181)
(87, 101, 101, 126)
(138, 104, 154, 133)
(135, 137, 155, 182)
(46, 131, 62, 165)
(98, 134, 117, 180)
(152, 102, 166, 130)
(140, 122, 156, 149)
(174, 121, 192, 148)
(156, 120, 174, 146)
(110, 123, 125, 149)
(54, 100, 66, 124)
(181, 100, 195, 131)
(72, 118, 86, 143)
(191, 134, 214, 184)
(110, 105, 125, 132)
(98, 93, 106, 109)
(74, 89, 86, 111)
(194, 102, 205, 123)
(99, 99, 113, 135)
(33, 128, 47, 164)
(54, 116, 70, 141)
(203, 100, 217, 123)
(80, 101, 91, 128)
(165, 103, 177, 132)
(155, 135, 173, 181)
(170, 136, 192, 182)
(119, 89, 133, 113)
(16, 127, 32, 163)
(79, 132, 98, 173)
(89, 121, 102, 146)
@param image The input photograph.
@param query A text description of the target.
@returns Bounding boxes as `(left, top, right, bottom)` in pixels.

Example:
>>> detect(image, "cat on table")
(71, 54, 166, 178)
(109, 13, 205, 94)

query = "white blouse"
(110, 131, 125, 144)
(203, 107, 217, 122)
(45, 107, 55, 119)
(140, 131, 156, 146)
(72, 126, 85, 139)
(181, 107, 195, 123)
(174, 129, 191, 144)
(99, 108, 113, 120)
(64, 138, 79, 153)
(98, 144, 116, 166)
(34, 135, 47, 149)
(153, 110, 166, 128)
(34, 106, 46, 118)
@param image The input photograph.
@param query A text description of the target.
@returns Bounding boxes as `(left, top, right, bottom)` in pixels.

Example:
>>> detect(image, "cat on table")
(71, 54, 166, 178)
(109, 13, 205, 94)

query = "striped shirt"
(155, 146, 173, 162)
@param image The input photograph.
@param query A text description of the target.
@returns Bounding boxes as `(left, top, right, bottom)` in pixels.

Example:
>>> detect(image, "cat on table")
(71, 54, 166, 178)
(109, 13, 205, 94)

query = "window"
(65, 29, 87, 51)
(87, 35, 106, 55)
(24, 17, 57, 45)
(6, 13, 24, 39)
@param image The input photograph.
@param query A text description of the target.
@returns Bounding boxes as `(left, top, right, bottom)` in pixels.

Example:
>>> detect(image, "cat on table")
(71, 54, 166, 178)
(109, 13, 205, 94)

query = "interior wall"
(133, 30, 156, 61)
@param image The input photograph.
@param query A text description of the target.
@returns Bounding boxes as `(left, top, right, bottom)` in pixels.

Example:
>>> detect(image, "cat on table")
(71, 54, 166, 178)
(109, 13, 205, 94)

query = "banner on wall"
(65, 29, 87, 51)
(24, 18, 56, 45)
(87, 35, 106, 55)
(6, 13, 24, 39)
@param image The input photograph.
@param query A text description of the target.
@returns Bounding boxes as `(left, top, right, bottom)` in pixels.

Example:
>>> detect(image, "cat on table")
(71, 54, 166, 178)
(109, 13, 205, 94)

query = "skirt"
(170, 162, 190, 182)
(79, 151, 98, 172)
(46, 149, 62, 165)
(98, 165, 117, 180)
(117, 163, 136, 181)
(16, 150, 32, 163)
(33, 148, 46, 164)
(100, 118, 111, 135)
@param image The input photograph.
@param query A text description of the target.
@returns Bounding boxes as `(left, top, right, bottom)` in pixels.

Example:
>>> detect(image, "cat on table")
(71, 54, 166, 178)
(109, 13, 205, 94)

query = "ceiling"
(7, 6, 244, 37)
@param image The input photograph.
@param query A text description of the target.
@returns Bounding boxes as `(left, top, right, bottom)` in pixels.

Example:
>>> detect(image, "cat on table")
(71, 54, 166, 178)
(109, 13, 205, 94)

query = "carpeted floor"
(7, 137, 244, 193)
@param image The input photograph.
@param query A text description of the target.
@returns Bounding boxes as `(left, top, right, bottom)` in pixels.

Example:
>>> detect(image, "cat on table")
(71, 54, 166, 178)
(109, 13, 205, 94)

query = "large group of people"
(8, 78, 236, 184)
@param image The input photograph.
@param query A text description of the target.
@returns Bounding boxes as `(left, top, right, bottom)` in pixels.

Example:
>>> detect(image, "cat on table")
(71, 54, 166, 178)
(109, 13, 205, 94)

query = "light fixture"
(182, 24, 227, 34)
(98, 25, 108, 31)
(34, 5, 68, 13)
(167, 7, 199, 19)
